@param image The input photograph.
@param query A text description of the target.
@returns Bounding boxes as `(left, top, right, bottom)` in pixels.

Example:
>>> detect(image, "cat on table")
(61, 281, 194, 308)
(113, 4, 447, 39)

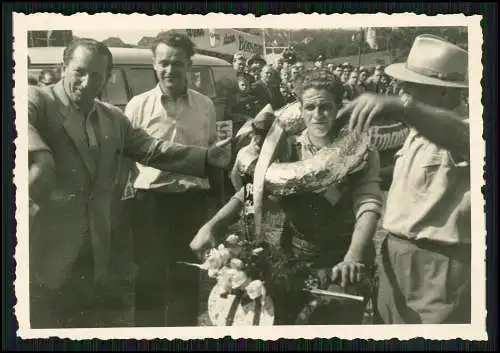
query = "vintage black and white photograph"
(14, 13, 485, 340)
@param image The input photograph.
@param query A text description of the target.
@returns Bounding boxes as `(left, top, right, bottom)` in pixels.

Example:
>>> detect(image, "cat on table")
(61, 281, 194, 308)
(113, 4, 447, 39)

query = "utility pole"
(262, 28, 266, 58)
(357, 27, 363, 67)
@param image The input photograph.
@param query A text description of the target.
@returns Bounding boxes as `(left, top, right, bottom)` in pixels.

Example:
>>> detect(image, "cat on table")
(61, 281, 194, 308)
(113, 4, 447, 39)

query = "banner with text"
(179, 29, 264, 57)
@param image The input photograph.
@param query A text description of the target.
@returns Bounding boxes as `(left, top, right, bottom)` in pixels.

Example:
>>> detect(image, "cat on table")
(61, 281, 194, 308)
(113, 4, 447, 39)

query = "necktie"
(85, 112, 99, 162)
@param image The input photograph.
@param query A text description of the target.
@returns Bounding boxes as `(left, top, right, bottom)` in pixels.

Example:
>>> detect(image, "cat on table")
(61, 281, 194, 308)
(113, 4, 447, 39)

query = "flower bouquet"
(179, 232, 317, 326)
(180, 231, 372, 325)
(179, 234, 277, 326)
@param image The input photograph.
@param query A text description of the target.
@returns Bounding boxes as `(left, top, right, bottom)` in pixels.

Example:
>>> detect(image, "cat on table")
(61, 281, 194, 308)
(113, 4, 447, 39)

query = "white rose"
(245, 280, 266, 300)
(218, 247, 231, 265)
(225, 234, 240, 245)
(229, 258, 245, 270)
(207, 268, 220, 278)
(252, 247, 264, 255)
(217, 267, 235, 292)
(204, 249, 223, 271)
(231, 270, 249, 289)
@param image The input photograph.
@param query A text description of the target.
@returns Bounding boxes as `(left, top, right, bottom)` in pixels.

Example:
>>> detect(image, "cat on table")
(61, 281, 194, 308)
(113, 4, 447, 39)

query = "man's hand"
(190, 224, 217, 261)
(29, 150, 56, 204)
(207, 137, 232, 169)
(337, 93, 404, 133)
(331, 259, 366, 288)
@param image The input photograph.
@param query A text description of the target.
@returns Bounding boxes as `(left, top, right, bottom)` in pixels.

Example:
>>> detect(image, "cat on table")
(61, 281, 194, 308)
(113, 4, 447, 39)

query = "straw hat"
(208, 283, 275, 326)
(385, 34, 468, 88)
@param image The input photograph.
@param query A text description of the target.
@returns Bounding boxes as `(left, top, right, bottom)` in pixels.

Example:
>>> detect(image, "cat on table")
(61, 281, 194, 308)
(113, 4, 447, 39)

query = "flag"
(352, 30, 364, 43)
(365, 27, 379, 50)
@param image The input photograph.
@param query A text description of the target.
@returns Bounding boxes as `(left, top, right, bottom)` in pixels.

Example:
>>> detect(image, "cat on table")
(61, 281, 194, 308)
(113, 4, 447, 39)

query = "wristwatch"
(400, 93, 415, 117)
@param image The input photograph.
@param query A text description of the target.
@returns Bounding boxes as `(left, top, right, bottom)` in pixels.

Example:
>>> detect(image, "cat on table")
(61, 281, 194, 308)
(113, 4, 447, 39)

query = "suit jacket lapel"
(52, 83, 97, 178)
(92, 104, 119, 192)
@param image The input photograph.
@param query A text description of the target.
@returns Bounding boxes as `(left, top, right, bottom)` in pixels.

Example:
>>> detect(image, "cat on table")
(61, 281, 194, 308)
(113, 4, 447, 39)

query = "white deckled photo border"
(13, 12, 486, 341)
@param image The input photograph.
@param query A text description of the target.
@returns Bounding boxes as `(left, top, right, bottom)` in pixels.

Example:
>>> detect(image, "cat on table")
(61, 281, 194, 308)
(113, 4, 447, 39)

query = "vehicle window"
(211, 66, 238, 98)
(189, 67, 216, 98)
(126, 68, 157, 96)
(101, 68, 128, 107)
(28, 69, 41, 84)
(28, 66, 62, 86)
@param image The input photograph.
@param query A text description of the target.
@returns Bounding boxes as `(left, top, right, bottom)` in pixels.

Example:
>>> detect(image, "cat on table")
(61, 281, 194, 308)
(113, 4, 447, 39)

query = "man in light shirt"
(125, 32, 218, 327)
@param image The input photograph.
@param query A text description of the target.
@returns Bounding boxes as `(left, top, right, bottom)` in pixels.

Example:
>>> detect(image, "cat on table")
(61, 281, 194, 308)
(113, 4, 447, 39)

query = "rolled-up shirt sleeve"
(351, 148, 383, 219)
(231, 186, 246, 204)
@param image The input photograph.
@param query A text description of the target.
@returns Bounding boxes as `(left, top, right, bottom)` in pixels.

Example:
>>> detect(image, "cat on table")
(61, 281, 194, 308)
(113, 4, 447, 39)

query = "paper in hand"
(216, 120, 234, 142)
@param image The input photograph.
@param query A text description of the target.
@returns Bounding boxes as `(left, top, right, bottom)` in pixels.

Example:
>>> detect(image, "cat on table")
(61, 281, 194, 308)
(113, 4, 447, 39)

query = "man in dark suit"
(365, 64, 384, 93)
(250, 64, 286, 111)
(28, 38, 232, 328)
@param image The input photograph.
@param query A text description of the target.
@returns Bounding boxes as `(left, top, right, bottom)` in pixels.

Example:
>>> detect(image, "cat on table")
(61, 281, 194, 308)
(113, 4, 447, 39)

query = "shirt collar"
(155, 84, 192, 107)
(296, 129, 322, 155)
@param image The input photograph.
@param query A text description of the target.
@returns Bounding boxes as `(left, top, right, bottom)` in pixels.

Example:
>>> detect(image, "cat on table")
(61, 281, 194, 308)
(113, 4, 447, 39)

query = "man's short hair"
(247, 54, 267, 67)
(295, 68, 345, 106)
(63, 38, 113, 78)
(152, 31, 196, 59)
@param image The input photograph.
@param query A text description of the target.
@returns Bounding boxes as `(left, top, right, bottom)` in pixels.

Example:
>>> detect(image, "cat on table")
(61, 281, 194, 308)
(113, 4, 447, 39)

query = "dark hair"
(247, 54, 267, 67)
(295, 68, 344, 106)
(63, 38, 113, 79)
(152, 31, 196, 59)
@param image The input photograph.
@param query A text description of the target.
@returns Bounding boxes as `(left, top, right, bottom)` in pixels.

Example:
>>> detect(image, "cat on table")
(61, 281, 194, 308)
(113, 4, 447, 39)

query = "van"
(28, 46, 238, 121)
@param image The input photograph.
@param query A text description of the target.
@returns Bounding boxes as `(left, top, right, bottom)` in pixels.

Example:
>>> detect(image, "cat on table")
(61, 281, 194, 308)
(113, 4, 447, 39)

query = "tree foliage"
(101, 37, 135, 48)
(94, 26, 469, 63)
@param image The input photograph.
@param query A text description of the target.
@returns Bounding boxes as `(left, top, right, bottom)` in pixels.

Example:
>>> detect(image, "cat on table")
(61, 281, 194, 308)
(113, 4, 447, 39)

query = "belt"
(387, 232, 471, 262)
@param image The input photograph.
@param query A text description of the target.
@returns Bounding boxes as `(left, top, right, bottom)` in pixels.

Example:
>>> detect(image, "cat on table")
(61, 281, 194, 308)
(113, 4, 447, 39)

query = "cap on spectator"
(282, 48, 297, 64)
(247, 54, 267, 67)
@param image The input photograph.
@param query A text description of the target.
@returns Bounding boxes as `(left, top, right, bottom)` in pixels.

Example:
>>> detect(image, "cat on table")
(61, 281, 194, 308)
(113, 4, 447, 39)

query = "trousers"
(131, 189, 209, 327)
(376, 233, 471, 324)
(30, 237, 128, 328)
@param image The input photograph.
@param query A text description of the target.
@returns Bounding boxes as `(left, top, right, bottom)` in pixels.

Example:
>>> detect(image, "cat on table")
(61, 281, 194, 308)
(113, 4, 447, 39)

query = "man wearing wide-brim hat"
(338, 34, 471, 324)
